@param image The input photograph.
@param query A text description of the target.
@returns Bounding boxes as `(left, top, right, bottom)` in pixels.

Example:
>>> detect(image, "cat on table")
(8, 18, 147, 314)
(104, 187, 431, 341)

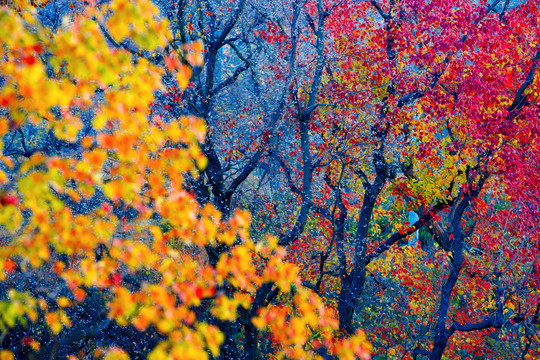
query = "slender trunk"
(338, 176, 385, 333)
(218, 320, 240, 360)
(242, 322, 259, 360)
(242, 282, 274, 360)
(429, 193, 469, 360)
(429, 236, 461, 360)
(337, 265, 367, 334)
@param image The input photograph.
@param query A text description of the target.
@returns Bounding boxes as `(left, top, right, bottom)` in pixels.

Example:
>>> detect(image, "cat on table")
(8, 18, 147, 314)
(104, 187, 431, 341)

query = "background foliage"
(0, 0, 539, 359)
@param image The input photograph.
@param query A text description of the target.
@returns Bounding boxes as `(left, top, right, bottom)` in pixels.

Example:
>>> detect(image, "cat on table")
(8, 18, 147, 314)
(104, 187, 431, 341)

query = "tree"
(2, 0, 540, 359)
(282, 0, 540, 358)
(0, 0, 371, 359)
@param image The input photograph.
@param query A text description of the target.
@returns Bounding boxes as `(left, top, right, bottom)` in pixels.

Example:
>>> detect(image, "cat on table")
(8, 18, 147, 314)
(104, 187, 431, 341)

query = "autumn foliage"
(0, 0, 539, 359)
(0, 0, 371, 359)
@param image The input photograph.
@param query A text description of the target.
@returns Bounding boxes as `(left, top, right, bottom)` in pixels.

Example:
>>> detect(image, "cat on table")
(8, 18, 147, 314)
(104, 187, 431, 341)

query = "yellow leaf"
(0, 350, 14, 360)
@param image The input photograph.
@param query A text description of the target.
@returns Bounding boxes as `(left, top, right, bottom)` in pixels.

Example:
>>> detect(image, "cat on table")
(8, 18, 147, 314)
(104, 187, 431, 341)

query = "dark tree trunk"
(337, 173, 385, 333)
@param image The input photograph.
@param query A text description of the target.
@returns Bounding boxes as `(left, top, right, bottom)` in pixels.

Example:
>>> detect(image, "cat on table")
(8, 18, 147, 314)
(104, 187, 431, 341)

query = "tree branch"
(365, 200, 453, 265)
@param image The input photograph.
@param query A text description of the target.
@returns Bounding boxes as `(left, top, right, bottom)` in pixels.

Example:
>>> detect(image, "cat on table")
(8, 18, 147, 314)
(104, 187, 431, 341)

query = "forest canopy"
(0, 0, 539, 359)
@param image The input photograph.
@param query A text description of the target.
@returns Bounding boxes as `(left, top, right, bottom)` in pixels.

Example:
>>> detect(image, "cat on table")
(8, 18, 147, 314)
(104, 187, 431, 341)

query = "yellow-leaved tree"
(0, 0, 371, 359)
